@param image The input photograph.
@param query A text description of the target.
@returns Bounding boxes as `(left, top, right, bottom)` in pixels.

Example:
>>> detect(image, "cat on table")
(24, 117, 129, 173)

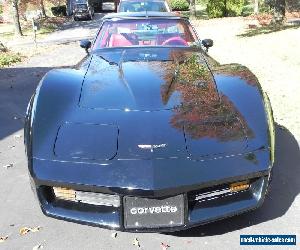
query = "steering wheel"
(162, 36, 188, 46)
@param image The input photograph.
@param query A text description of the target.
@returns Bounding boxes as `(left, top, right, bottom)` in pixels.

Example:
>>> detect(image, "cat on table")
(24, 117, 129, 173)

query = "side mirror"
(202, 39, 213, 52)
(80, 39, 91, 53)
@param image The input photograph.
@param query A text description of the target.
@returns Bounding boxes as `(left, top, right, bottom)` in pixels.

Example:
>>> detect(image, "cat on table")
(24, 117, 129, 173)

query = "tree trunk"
(0, 42, 8, 52)
(224, 0, 228, 17)
(40, 0, 47, 17)
(254, 0, 259, 14)
(190, 0, 196, 18)
(272, 0, 286, 24)
(11, 0, 23, 36)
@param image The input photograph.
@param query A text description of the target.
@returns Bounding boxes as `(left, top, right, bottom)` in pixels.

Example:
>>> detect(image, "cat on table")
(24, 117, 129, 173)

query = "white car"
(118, 0, 171, 12)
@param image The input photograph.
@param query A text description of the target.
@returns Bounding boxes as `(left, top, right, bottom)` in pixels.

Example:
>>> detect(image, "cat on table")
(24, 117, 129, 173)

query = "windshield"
(74, 4, 88, 9)
(93, 19, 198, 49)
(119, 1, 168, 12)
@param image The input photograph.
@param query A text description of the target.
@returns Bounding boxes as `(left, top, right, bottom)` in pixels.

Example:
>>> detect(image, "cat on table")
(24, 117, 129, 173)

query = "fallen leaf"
(111, 232, 117, 238)
(133, 238, 140, 248)
(20, 226, 42, 235)
(20, 227, 30, 235)
(32, 244, 43, 250)
(161, 242, 170, 250)
(0, 235, 8, 243)
(30, 226, 42, 233)
(8, 145, 16, 149)
(2, 164, 13, 169)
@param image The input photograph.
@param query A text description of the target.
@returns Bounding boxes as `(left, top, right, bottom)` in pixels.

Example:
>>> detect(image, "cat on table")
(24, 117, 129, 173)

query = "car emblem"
(138, 144, 167, 152)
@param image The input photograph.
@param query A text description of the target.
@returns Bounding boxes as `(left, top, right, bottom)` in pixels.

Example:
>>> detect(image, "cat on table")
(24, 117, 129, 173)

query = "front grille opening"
(41, 186, 120, 207)
(188, 178, 258, 204)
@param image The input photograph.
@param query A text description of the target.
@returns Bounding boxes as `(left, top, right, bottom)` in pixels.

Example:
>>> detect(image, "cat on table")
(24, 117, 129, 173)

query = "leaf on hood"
(0, 235, 8, 243)
(20, 226, 42, 235)
(133, 238, 140, 248)
(111, 232, 117, 238)
(32, 244, 43, 250)
(2, 164, 13, 169)
(161, 242, 170, 250)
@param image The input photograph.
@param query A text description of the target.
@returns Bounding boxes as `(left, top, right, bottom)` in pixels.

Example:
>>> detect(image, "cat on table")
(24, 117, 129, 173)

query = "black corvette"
(24, 12, 275, 232)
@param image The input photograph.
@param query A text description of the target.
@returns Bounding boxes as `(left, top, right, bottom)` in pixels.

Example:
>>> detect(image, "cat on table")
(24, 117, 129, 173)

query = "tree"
(272, 0, 286, 24)
(190, 0, 196, 18)
(254, 0, 259, 14)
(40, 0, 47, 17)
(11, 0, 23, 36)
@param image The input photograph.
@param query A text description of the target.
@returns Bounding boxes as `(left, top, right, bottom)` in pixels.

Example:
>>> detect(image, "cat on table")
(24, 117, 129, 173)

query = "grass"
(238, 23, 300, 37)
(0, 51, 22, 67)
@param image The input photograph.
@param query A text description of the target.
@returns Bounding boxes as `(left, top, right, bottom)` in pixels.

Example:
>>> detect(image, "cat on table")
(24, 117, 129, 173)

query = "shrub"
(207, 0, 225, 18)
(170, 0, 189, 11)
(207, 0, 245, 18)
(51, 6, 67, 17)
(0, 52, 22, 67)
(241, 4, 254, 16)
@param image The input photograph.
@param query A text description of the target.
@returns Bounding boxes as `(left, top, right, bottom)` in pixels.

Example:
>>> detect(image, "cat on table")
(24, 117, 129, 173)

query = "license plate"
(124, 195, 184, 229)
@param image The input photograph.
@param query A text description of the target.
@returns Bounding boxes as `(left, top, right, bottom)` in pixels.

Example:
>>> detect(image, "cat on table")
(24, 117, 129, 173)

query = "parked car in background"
(118, 0, 171, 12)
(73, 0, 95, 21)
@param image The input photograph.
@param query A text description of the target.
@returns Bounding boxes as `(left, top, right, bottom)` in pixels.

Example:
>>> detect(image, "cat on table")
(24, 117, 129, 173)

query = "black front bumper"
(34, 175, 270, 232)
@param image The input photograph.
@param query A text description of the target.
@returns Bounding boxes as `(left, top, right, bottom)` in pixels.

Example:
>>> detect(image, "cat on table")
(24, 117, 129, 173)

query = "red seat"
(109, 34, 133, 47)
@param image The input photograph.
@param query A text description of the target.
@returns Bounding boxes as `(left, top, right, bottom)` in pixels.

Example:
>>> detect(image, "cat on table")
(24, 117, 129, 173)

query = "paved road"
(41, 13, 105, 44)
(0, 16, 299, 250)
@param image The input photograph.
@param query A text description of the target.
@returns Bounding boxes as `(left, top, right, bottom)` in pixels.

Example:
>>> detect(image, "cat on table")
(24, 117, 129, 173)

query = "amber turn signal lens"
(230, 181, 250, 192)
(53, 187, 76, 201)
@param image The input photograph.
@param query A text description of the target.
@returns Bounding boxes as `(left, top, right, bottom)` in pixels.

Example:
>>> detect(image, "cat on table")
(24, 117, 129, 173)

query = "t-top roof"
(102, 11, 184, 20)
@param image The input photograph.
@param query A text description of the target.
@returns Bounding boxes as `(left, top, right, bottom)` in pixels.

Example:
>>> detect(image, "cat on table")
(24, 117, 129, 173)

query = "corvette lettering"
(138, 144, 167, 152)
(130, 205, 178, 215)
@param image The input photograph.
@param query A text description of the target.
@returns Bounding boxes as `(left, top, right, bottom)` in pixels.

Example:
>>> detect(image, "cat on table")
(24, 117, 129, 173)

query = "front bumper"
(73, 12, 90, 18)
(33, 175, 270, 232)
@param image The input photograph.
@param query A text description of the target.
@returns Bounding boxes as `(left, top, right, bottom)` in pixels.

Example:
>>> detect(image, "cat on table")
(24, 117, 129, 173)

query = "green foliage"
(0, 4, 3, 15)
(241, 4, 254, 16)
(207, 0, 245, 18)
(0, 52, 22, 67)
(207, 0, 225, 17)
(196, 0, 208, 5)
(170, 0, 189, 11)
(51, 6, 67, 17)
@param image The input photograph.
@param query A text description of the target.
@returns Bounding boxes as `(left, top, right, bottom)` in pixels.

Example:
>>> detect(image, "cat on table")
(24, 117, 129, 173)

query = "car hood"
(80, 48, 219, 111)
(54, 48, 250, 160)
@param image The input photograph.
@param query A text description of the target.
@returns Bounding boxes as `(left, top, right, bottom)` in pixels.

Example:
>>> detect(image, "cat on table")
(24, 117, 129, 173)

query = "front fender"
(210, 63, 275, 168)
(25, 68, 87, 172)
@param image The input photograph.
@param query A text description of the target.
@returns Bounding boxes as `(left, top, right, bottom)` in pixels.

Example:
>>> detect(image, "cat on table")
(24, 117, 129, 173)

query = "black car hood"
(54, 48, 249, 160)
(30, 47, 270, 191)
(80, 48, 219, 111)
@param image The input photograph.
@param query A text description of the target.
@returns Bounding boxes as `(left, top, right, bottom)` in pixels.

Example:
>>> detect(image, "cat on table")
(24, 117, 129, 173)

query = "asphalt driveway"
(0, 15, 299, 250)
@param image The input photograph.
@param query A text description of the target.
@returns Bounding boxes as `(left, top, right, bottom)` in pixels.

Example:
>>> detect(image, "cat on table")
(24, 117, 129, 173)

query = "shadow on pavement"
(60, 14, 104, 31)
(169, 124, 300, 237)
(0, 67, 52, 140)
